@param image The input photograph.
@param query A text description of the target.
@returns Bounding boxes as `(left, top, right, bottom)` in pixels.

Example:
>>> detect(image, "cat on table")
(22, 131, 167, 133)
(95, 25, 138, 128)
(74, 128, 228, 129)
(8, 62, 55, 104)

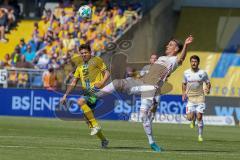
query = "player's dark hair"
(79, 43, 91, 52)
(190, 55, 200, 62)
(171, 39, 183, 52)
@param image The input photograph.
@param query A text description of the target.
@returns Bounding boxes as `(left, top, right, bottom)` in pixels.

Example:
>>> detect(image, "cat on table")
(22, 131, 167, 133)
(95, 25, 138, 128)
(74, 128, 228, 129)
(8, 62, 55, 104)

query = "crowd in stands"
(1, 0, 141, 89)
(0, 0, 20, 42)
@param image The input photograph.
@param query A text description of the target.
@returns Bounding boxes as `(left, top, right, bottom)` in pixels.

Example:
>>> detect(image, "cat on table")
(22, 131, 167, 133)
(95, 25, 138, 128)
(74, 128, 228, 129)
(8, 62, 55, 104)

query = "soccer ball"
(78, 5, 92, 19)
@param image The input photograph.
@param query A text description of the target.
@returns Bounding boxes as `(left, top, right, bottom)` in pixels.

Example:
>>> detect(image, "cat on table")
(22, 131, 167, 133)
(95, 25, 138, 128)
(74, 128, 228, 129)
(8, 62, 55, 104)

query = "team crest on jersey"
(199, 74, 203, 78)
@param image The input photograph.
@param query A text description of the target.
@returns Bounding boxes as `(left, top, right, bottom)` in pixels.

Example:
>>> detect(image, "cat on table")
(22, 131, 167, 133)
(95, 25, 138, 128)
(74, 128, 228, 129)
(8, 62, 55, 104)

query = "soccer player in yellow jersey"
(182, 55, 211, 142)
(61, 44, 110, 148)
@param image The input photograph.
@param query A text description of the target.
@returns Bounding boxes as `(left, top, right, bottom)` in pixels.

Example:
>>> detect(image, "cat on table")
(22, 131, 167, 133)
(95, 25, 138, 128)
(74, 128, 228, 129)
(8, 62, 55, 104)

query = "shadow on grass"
(207, 139, 240, 143)
(166, 149, 234, 153)
(109, 146, 149, 150)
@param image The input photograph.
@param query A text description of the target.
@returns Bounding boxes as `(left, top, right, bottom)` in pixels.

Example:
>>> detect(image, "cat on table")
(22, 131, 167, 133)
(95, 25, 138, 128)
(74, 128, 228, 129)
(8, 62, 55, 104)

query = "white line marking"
(0, 145, 239, 156)
(0, 145, 156, 153)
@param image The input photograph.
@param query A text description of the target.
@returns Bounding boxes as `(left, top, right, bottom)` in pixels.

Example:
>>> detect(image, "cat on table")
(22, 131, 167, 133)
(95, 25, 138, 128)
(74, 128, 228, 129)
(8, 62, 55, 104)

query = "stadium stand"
(0, 0, 142, 89)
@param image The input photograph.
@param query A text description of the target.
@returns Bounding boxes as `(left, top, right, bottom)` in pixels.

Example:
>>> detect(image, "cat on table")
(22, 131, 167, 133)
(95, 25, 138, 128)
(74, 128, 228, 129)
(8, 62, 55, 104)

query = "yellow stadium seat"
(0, 20, 36, 60)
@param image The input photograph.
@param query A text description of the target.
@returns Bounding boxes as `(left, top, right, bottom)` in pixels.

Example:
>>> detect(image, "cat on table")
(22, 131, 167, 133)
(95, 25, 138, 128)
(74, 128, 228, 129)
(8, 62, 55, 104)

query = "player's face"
(165, 41, 179, 56)
(190, 58, 199, 70)
(80, 49, 91, 62)
(150, 55, 158, 64)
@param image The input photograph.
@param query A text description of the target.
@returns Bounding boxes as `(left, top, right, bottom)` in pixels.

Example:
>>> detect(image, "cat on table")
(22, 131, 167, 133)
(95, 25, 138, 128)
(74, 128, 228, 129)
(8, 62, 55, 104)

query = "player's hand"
(204, 88, 210, 95)
(185, 35, 193, 45)
(182, 93, 187, 101)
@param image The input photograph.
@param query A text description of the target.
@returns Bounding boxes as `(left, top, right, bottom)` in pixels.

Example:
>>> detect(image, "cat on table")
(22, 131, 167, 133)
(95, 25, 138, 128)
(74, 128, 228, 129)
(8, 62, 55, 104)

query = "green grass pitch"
(0, 116, 239, 160)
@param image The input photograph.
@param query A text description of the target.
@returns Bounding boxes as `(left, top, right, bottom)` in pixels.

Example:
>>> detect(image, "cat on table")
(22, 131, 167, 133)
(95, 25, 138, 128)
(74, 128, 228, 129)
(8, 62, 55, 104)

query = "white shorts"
(186, 102, 206, 114)
(140, 95, 160, 111)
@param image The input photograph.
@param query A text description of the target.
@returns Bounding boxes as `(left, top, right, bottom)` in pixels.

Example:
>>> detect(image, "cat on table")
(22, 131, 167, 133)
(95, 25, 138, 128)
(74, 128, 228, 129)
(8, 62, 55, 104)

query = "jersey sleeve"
(203, 71, 210, 83)
(73, 66, 80, 78)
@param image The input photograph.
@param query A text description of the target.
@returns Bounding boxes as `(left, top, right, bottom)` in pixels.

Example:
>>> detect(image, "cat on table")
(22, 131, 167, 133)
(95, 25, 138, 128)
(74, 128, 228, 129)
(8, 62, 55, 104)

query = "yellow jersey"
(74, 56, 107, 90)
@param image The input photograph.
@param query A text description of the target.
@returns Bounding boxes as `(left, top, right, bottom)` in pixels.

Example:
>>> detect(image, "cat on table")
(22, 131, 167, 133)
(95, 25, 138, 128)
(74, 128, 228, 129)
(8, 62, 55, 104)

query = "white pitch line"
(0, 135, 147, 142)
(0, 145, 156, 153)
(0, 145, 239, 156)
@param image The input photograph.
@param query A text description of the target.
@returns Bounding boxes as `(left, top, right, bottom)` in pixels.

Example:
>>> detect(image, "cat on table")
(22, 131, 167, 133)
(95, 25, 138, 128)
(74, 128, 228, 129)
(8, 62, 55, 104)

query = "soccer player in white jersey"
(95, 35, 193, 152)
(182, 55, 211, 142)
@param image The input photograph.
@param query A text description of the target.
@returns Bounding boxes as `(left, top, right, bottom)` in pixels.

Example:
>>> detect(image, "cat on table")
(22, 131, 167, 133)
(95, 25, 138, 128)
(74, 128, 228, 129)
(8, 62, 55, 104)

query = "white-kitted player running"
(95, 35, 194, 152)
(182, 55, 211, 142)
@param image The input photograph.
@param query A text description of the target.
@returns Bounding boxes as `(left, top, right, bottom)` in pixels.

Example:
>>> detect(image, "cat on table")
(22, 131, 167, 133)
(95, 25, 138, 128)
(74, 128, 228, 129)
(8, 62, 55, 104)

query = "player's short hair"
(190, 55, 200, 62)
(79, 43, 91, 52)
(171, 39, 183, 53)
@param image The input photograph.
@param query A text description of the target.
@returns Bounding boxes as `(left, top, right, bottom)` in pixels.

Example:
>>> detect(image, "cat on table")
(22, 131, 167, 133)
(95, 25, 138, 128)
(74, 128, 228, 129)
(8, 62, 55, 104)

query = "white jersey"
(141, 56, 179, 86)
(155, 56, 179, 76)
(183, 69, 210, 102)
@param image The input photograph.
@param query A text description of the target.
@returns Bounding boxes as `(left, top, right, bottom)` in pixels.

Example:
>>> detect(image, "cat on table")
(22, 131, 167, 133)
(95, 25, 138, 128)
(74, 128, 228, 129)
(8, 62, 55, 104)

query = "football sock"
(198, 120, 204, 136)
(81, 104, 98, 128)
(142, 114, 155, 144)
(96, 130, 107, 141)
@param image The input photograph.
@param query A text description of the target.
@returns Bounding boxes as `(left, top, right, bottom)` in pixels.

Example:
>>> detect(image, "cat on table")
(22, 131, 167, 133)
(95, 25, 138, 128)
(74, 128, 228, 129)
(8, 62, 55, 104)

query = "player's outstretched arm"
(61, 78, 78, 104)
(178, 35, 194, 65)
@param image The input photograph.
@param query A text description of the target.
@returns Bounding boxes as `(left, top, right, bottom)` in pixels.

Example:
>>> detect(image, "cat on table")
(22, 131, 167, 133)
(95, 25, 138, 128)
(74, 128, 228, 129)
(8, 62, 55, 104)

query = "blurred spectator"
(140, 54, 158, 77)
(19, 38, 27, 54)
(114, 11, 127, 36)
(38, 16, 50, 38)
(92, 33, 107, 56)
(48, 57, 60, 69)
(0, 8, 7, 42)
(42, 67, 57, 90)
(1, 7, 16, 31)
(34, 49, 50, 69)
(17, 71, 28, 88)
(16, 55, 34, 68)
(28, 39, 37, 53)
(59, 10, 68, 25)
(62, 32, 75, 51)
(80, 18, 90, 34)
(8, 70, 17, 87)
(124, 6, 138, 23)
(11, 46, 21, 66)
(23, 44, 36, 62)
(86, 25, 97, 42)
(72, 24, 80, 39)
(3, 53, 11, 67)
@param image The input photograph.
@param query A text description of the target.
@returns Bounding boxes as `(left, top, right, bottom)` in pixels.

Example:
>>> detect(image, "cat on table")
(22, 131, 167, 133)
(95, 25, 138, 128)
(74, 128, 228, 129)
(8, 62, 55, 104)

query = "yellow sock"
(96, 130, 106, 141)
(81, 104, 99, 128)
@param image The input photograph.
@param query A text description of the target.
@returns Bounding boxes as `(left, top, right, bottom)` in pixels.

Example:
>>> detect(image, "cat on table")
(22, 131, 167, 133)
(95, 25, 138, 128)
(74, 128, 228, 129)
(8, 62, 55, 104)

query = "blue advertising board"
(0, 88, 186, 120)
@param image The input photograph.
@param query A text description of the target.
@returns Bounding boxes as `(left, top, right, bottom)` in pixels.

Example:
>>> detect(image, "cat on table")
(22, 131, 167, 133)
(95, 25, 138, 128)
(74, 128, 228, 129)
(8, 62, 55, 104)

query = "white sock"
(147, 134, 154, 144)
(142, 112, 154, 144)
(198, 120, 204, 136)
